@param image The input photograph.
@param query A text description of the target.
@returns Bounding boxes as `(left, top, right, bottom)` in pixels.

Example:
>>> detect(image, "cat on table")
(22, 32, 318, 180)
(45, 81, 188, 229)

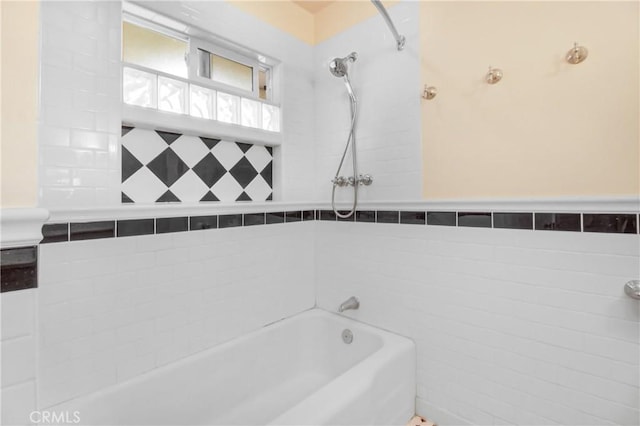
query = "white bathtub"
(49, 309, 416, 425)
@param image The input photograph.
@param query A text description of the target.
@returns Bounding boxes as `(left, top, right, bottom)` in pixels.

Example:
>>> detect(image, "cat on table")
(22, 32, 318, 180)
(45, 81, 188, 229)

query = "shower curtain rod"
(370, 0, 405, 51)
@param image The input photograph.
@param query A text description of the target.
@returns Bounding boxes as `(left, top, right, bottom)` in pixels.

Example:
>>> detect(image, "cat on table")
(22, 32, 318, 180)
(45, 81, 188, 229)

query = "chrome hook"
(485, 66, 503, 84)
(422, 85, 437, 100)
(566, 42, 588, 64)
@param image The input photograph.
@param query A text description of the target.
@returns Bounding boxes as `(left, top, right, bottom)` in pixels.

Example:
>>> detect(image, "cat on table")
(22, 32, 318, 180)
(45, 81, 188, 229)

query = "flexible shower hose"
(331, 97, 358, 219)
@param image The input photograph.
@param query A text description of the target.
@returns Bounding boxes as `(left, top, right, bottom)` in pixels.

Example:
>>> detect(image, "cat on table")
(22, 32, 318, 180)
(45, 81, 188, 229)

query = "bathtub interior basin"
(49, 309, 416, 425)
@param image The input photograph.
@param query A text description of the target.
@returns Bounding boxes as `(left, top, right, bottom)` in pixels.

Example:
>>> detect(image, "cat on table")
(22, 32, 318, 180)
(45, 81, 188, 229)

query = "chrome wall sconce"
(566, 42, 588, 64)
(485, 66, 503, 84)
(422, 84, 437, 100)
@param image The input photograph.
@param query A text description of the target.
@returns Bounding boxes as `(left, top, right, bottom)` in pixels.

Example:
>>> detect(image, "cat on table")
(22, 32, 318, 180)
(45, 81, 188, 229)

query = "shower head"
(329, 52, 358, 78)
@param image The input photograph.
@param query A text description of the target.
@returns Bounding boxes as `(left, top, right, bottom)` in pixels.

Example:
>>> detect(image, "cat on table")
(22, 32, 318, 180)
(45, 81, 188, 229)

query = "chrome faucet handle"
(332, 176, 347, 187)
(360, 174, 373, 186)
(624, 280, 640, 300)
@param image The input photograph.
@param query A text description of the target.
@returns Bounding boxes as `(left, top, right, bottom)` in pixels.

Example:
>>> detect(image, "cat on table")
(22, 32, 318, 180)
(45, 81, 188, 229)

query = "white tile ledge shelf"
(334, 196, 640, 214)
(0, 208, 50, 248)
(43, 196, 639, 223)
(124, 104, 281, 147)
(47, 202, 322, 223)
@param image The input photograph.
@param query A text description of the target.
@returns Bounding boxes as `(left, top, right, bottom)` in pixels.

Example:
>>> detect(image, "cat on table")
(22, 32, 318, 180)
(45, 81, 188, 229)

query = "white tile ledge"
(1, 208, 50, 248)
(124, 105, 281, 146)
(47, 202, 322, 223)
(330, 196, 640, 213)
(45, 197, 639, 224)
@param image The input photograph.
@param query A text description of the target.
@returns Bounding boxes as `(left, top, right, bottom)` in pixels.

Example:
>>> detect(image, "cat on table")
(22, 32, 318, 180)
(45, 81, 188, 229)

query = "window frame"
(122, 14, 274, 104)
(190, 40, 261, 100)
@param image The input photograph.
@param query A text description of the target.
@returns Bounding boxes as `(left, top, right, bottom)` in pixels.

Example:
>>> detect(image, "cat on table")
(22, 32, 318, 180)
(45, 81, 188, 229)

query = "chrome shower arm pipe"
(371, 0, 405, 51)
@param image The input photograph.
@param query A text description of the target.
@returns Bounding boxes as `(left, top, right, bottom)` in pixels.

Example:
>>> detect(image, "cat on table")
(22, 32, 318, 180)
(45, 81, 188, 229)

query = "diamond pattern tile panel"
(121, 126, 273, 203)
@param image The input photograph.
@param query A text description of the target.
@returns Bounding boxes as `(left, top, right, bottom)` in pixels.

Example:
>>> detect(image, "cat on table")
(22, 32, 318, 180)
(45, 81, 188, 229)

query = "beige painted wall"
(314, 0, 399, 44)
(227, 0, 315, 44)
(420, 1, 639, 199)
(1, 0, 39, 208)
(226, 0, 399, 45)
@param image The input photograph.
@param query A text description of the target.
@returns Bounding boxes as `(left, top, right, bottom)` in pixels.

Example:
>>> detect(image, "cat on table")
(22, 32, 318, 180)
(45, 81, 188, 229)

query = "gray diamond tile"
(192, 153, 226, 188)
(229, 157, 258, 188)
(147, 148, 189, 187)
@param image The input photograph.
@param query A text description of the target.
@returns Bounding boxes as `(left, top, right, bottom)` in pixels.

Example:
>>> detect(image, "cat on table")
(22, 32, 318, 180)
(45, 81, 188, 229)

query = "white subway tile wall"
(315, 222, 640, 425)
(39, 1, 122, 207)
(38, 223, 315, 408)
(313, 1, 422, 202)
(1, 290, 37, 425)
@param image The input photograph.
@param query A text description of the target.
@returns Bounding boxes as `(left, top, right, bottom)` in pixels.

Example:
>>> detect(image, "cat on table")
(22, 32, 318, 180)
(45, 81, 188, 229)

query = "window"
(122, 21, 188, 78)
(121, 14, 279, 132)
(198, 49, 253, 92)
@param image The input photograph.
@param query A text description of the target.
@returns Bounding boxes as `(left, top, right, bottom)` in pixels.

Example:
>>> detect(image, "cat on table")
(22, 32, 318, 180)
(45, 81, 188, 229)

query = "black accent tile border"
(356, 210, 375, 223)
(219, 214, 242, 228)
(39, 208, 639, 247)
(583, 213, 637, 234)
(427, 211, 456, 226)
(244, 213, 265, 226)
(401, 211, 425, 225)
(285, 211, 302, 223)
(493, 213, 533, 230)
(337, 211, 355, 222)
(1, 246, 38, 293)
(42, 223, 69, 243)
(377, 210, 400, 224)
(156, 217, 188, 234)
(535, 213, 581, 232)
(458, 212, 492, 228)
(266, 212, 285, 224)
(319, 210, 336, 221)
(70, 221, 115, 241)
(190, 216, 217, 230)
(117, 219, 154, 238)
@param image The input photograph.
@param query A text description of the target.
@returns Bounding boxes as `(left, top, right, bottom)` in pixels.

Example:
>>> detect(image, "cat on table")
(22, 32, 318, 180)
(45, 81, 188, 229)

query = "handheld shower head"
(329, 52, 358, 78)
(329, 52, 358, 104)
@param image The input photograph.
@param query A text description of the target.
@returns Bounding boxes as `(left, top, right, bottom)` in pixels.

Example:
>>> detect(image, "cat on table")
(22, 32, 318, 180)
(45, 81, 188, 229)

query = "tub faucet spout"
(338, 296, 359, 313)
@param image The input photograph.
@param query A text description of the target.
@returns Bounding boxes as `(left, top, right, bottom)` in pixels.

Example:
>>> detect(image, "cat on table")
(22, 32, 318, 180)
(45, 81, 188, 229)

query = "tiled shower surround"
(37, 221, 314, 408)
(316, 220, 640, 425)
(28, 206, 639, 424)
(121, 127, 273, 203)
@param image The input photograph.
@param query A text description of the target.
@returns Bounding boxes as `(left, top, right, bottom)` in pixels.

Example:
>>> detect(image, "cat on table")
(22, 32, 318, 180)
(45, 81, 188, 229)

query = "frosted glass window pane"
(241, 98, 260, 128)
(217, 92, 240, 124)
(123, 21, 188, 78)
(123, 67, 157, 108)
(198, 49, 253, 92)
(262, 104, 280, 132)
(190, 85, 215, 120)
(158, 77, 187, 114)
